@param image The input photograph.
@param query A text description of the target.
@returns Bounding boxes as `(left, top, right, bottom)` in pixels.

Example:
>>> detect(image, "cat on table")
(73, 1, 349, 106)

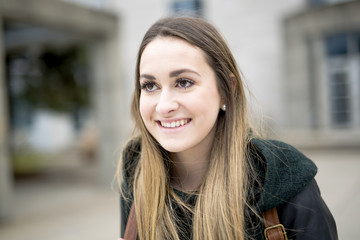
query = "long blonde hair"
(118, 17, 254, 240)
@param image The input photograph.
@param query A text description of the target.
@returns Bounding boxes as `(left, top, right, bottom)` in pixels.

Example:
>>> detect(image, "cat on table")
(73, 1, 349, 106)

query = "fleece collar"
(251, 139, 317, 212)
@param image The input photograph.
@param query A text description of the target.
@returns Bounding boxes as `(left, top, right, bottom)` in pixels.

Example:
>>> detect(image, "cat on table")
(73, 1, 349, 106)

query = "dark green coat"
(120, 139, 337, 239)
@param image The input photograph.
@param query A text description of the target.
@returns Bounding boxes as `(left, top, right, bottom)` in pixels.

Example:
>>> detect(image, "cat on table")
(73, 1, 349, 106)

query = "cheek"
(139, 96, 152, 123)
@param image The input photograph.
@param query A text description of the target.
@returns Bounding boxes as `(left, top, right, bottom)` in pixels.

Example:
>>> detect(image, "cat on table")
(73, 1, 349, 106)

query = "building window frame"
(171, 0, 203, 16)
(325, 32, 360, 129)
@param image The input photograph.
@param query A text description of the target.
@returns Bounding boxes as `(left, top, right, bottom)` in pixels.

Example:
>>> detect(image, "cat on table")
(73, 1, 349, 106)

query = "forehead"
(139, 37, 209, 71)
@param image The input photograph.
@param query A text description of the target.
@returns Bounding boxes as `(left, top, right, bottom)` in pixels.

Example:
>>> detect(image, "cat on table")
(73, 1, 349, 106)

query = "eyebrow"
(139, 68, 200, 81)
(139, 74, 156, 81)
(169, 69, 200, 77)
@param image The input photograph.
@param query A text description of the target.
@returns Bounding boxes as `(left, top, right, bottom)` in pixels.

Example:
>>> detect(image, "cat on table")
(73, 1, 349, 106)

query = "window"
(171, 0, 203, 16)
(326, 34, 348, 56)
(307, 0, 326, 6)
(325, 32, 360, 128)
(308, 0, 352, 6)
(329, 72, 350, 125)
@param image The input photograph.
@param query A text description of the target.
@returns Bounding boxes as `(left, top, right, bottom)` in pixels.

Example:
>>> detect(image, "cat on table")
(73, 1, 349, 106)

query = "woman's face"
(139, 37, 221, 155)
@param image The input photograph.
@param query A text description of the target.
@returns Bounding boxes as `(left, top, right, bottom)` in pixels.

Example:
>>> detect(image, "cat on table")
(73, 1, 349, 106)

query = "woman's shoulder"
(250, 138, 318, 212)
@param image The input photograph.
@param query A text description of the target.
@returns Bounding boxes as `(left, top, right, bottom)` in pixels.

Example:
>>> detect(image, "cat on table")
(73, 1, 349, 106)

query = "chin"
(160, 145, 185, 153)
(158, 141, 190, 153)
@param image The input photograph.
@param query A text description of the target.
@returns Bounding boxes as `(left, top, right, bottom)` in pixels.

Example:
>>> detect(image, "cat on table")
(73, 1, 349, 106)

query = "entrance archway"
(0, 0, 126, 220)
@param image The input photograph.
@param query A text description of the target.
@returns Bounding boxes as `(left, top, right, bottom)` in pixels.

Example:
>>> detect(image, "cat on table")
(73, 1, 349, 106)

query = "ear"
(230, 73, 237, 90)
(219, 73, 237, 110)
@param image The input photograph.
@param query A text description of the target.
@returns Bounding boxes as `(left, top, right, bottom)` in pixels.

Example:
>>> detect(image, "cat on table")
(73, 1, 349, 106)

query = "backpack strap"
(262, 207, 288, 240)
(124, 203, 137, 240)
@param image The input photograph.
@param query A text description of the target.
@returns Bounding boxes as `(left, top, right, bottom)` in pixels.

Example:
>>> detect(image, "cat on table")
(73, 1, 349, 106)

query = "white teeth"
(161, 119, 188, 128)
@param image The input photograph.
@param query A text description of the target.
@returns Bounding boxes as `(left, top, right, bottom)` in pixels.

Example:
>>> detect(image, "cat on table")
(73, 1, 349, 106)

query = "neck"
(170, 151, 210, 192)
(169, 128, 216, 192)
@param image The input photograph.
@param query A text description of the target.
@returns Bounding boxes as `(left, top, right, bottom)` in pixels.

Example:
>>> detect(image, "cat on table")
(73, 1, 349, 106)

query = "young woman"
(118, 17, 337, 240)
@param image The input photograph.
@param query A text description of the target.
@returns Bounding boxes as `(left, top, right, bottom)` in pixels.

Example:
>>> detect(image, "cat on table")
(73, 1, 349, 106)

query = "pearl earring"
(221, 104, 226, 111)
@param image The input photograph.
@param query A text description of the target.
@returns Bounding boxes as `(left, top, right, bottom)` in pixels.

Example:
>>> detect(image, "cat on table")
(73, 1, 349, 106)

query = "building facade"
(283, 0, 360, 147)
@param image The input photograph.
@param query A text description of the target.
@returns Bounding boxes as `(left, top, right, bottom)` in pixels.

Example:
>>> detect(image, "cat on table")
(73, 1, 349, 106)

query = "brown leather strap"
(124, 203, 138, 240)
(262, 208, 287, 240)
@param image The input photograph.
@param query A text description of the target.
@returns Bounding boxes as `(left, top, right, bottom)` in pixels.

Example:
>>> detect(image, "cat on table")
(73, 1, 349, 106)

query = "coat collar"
(251, 139, 317, 212)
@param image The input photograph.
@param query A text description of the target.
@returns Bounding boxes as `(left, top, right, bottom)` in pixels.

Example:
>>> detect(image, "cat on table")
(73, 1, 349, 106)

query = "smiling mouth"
(158, 119, 191, 128)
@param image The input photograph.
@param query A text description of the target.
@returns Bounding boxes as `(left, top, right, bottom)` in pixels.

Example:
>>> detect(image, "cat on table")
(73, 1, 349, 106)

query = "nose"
(155, 89, 179, 115)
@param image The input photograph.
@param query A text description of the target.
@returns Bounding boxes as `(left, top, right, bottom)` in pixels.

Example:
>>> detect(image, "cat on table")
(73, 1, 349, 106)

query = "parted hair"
(118, 16, 254, 240)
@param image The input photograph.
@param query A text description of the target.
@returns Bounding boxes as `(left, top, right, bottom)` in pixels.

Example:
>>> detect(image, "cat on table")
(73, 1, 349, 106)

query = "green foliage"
(12, 151, 46, 175)
(21, 46, 90, 112)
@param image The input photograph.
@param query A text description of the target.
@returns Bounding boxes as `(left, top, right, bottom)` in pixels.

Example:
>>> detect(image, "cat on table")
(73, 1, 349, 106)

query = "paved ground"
(0, 163, 120, 240)
(303, 147, 360, 240)
(0, 148, 358, 240)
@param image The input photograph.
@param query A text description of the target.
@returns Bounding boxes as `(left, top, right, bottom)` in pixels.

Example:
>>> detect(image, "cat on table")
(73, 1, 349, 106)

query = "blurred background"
(0, 0, 359, 239)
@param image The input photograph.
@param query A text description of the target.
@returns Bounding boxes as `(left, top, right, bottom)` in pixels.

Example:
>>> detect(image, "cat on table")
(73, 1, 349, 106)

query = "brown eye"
(176, 79, 193, 89)
(141, 81, 159, 92)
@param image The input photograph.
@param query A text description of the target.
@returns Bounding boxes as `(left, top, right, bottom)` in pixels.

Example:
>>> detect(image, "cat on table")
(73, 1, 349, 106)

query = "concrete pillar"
(88, 30, 131, 186)
(0, 17, 13, 221)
